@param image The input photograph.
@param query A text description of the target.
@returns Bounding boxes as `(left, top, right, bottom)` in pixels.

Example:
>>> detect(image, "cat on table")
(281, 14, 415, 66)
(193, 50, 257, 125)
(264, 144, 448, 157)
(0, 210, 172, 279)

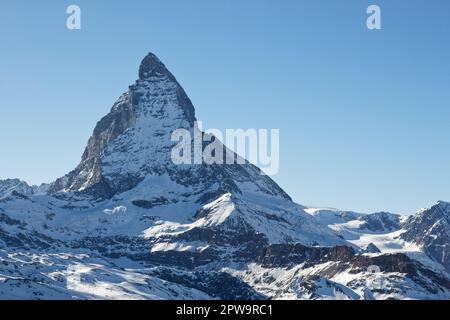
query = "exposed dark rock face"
(350, 253, 450, 294)
(365, 243, 381, 253)
(132, 197, 170, 209)
(69, 236, 151, 261)
(49, 91, 137, 197)
(359, 212, 401, 232)
(257, 242, 450, 293)
(401, 201, 450, 270)
(147, 218, 270, 268)
(152, 268, 267, 300)
(257, 244, 355, 268)
(0, 212, 26, 228)
(0, 228, 61, 250)
(351, 253, 417, 274)
(138, 53, 196, 125)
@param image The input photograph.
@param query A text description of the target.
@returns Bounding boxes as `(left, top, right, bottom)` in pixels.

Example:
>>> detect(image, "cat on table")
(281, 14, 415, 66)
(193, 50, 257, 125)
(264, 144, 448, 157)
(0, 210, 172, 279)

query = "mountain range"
(0, 53, 449, 300)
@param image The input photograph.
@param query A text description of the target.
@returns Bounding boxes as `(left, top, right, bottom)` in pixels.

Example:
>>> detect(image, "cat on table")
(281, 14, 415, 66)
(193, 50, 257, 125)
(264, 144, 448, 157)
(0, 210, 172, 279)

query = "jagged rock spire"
(49, 52, 287, 202)
(139, 52, 172, 80)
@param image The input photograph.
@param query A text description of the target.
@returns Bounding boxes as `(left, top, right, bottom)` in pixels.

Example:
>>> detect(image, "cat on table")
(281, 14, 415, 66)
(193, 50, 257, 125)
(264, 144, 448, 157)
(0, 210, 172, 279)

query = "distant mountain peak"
(138, 52, 171, 80)
(0, 179, 50, 198)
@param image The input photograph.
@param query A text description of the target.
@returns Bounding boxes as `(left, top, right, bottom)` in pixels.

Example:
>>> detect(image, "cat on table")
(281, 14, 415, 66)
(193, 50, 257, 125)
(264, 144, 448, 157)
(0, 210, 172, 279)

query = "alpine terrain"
(0, 53, 449, 300)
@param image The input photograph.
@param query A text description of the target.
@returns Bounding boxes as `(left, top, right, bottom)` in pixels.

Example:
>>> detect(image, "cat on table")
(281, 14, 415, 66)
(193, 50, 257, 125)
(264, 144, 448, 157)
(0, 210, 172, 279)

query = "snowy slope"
(0, 53, 449, 300)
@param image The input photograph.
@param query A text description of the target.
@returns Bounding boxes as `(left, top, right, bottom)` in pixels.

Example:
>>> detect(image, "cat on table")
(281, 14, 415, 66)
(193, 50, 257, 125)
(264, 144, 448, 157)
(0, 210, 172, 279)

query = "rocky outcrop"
(359, 212, 401, 232)
(365, 243, 381, 253)
(257, 244, 355, 268)
(401, 201, 450, 270)
(141, 267, 266, 300)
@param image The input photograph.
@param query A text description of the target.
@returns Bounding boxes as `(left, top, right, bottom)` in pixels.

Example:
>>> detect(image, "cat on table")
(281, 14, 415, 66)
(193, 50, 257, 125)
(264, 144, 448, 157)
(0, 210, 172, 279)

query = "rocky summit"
(0, 53, 449, 300)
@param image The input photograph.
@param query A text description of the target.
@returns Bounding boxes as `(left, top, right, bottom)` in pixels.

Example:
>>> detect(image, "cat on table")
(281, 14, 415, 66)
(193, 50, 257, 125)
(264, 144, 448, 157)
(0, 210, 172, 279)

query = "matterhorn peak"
(1, 52, 449, 301)
(48, 53, 288, 201)
(49, 53, 196, 197)
(138, 52, 173, 80)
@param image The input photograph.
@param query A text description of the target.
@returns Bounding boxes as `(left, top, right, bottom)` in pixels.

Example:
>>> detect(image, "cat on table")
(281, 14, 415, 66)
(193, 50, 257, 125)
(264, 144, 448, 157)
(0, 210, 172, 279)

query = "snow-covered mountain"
(0, 53, 449, 300)
(0, 179, 49, 198)
(400, 201, 449, 271)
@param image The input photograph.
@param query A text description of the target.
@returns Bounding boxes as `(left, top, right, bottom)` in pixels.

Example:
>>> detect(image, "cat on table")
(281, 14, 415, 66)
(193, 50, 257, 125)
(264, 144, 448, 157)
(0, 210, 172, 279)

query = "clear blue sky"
(0, 0, 449, 214)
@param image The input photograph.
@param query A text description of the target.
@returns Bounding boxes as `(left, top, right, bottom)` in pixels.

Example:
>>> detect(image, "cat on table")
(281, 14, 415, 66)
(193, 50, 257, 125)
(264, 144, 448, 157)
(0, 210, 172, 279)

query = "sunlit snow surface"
(0, 53, 448, 300)
(1, 192, 448, 299)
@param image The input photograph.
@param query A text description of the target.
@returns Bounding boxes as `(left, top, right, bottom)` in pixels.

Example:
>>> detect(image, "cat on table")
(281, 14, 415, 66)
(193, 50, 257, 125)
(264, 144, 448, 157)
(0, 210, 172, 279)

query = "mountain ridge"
(0, 53, 449, 300)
